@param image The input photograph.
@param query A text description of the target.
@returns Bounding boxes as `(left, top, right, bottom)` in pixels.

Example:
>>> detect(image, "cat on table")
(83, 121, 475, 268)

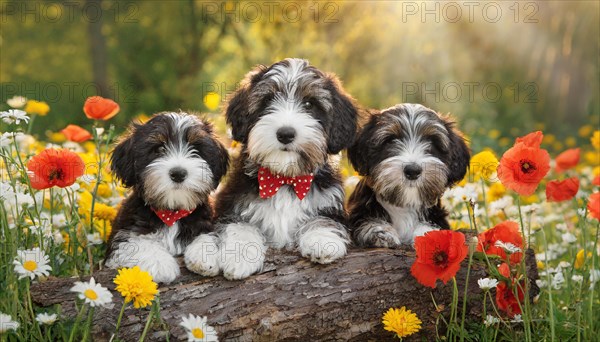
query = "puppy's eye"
(302, 101, 313, 110)
(153, 145, 166, 154)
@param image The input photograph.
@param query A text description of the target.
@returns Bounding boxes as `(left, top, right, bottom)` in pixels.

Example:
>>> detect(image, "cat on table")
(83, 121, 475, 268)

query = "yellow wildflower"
(574, 249, 592, 269)
(578, 125, 593, 138)
(537, 261, 545, 270)
(470, 150, 499, 181)
(565, 137, 577, 147)
(584, 151, 600, 166)
(93, 203, 117, 221)
(591, 130, 600, 150)
(24, 100, 50, 116)
(487, 129, 500, 139)
(487, 182, 506, 202)
(382, 306, 422, 338)
(48, 132, 66, 143)
(113, 266, 158, 308)
(552, 141, 564, 151)
(203, 92, 221, 111)
(543, 134, 556, 145)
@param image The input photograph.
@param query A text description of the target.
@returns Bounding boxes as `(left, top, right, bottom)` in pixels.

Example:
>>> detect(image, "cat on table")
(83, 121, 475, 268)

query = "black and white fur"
(347, 104, 470, 247)
(105, 112, 229, 283)
(184, 58, 359, 280)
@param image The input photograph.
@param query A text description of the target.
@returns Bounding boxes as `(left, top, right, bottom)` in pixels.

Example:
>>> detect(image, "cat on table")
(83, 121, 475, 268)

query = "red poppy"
(410, 230, 468, 288)
(589, 192, 600, 221)
(83, 96, 120, 120)
(27, 149, 85, 190)
(61, 124, 92, 143)
(546, 177, 579, 202)
(592, 175, 600, 186)
(516, 131, 543, 148)
(555, 148, 580, 173)
(497, 132, 550, 196)
(495, 263, 525, 317)
(476, 221, 523, 264)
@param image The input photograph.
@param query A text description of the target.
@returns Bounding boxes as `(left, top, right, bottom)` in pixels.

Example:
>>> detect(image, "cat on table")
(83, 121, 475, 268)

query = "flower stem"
(460, 247, 474, 342)
(68, 303, 87, 342)
(139, 304, 155, 342)
(82, 306, 95, 342)
(113, 300, 128, 340)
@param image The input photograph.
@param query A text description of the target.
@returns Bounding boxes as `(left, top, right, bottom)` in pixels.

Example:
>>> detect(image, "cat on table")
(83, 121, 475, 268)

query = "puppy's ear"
(198, 120, 230, 186)
(225, 65, 267, 143)
(325, 75, 359, 154)
(443, 118, 471, 186)
(348, 112, 377, 175)
(111, 124, 139, 187)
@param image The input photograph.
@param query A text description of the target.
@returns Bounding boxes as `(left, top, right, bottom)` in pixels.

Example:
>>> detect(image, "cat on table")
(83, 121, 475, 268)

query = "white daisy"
(571, 275, 584, 284)
(483, 314, 500, 327)
(489, 197, 513, 214)
(13, 247, 52, 280)
(180, 314, 219, 342)
(35, 312, 58, 325)
(551, 271, 565, 290)
(494, 240, 522, 254)
(561, 232, 577, 244)
(510, 314, 523, 323)
(590, 269, 600, 285)
(536, 279, 547, 289)
(70, 277, 113, 308)
(0, 312, 19, 333)
(1, 109, 30, 125)
(477, 278, 499, 290)
(7, 96, 27, 108)
(86, 233, 103, 246)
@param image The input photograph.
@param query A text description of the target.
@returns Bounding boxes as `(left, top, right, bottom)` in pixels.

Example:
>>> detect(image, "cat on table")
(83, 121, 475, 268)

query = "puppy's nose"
(403, 163, 422, 180)
(276, 126, 296, 145)
(169, 167, 188, 183)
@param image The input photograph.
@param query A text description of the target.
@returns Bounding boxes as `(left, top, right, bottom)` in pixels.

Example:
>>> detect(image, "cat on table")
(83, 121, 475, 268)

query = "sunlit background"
(1, 0, 598, 152)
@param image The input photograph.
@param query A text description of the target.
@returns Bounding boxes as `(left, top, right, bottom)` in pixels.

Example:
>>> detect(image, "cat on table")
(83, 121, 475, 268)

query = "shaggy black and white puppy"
(184, 58, 359, 280)
(347, 104, 470, 247)
(105, 112, 229, 283)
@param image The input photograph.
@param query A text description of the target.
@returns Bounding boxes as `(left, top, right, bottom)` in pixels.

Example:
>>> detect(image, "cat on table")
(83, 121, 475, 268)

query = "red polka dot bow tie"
(152, 208, 195, 227)
(258, 167, 314, 200)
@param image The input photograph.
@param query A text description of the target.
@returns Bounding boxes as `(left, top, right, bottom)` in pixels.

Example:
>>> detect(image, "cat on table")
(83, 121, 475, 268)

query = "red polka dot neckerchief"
(257, 167, 314, 200)
(152, 208, 195, 227)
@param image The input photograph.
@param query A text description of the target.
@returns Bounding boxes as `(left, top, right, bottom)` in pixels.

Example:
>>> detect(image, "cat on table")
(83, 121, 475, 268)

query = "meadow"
(1, 96, 599, 341)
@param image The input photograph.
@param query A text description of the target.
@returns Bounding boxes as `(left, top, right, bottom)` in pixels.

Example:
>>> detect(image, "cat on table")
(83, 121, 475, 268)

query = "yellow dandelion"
(537, 261, 545, 270)
(113, 266, 158, 308)
(487, 129, 500, 139)
(543, 134, 556, 145)
(382, 306, 422, 339)
(487, 182, 506, 202)
(203, 92, 221, 111)
(24, 100, 50, 116)
(565, 137, 577, 147)
(591, 130, 600, 150)
(470, 150, 498, 181)
(578, 125, 593, 138)
(574, 249, 592, 270)
(93, 203, 117, 221)
(95, 183, 113, 198)
(584, 151, 600, 166)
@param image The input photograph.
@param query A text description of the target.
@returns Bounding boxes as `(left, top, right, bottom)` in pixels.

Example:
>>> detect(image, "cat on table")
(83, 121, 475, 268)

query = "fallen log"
(31, 246, 536, 341)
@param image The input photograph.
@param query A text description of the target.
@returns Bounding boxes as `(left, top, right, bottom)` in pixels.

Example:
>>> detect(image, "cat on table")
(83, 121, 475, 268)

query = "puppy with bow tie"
(184, 58, 360, 280)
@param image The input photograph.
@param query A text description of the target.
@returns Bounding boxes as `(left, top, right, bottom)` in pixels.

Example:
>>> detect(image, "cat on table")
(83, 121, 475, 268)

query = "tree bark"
(31, 245, 515, 342)
(87, 0, 109, 97)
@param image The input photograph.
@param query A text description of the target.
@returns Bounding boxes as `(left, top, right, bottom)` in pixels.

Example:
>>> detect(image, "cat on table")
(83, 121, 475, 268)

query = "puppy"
(105, 112, 229, 283)
(347, 104, 470, 247)
(185, 58, 359, 280)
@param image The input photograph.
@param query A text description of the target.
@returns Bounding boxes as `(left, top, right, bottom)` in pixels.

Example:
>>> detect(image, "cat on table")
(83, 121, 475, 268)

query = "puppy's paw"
(298, 227, 348, 264)
(184, 234, 221, 277)
(220, 223, 266, 280)
(368, 225, 401, 248)
(139, 253, 180, 284)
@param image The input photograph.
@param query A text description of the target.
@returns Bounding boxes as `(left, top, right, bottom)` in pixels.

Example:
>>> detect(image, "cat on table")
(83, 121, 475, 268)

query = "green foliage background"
(1, 0, 598, 151)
